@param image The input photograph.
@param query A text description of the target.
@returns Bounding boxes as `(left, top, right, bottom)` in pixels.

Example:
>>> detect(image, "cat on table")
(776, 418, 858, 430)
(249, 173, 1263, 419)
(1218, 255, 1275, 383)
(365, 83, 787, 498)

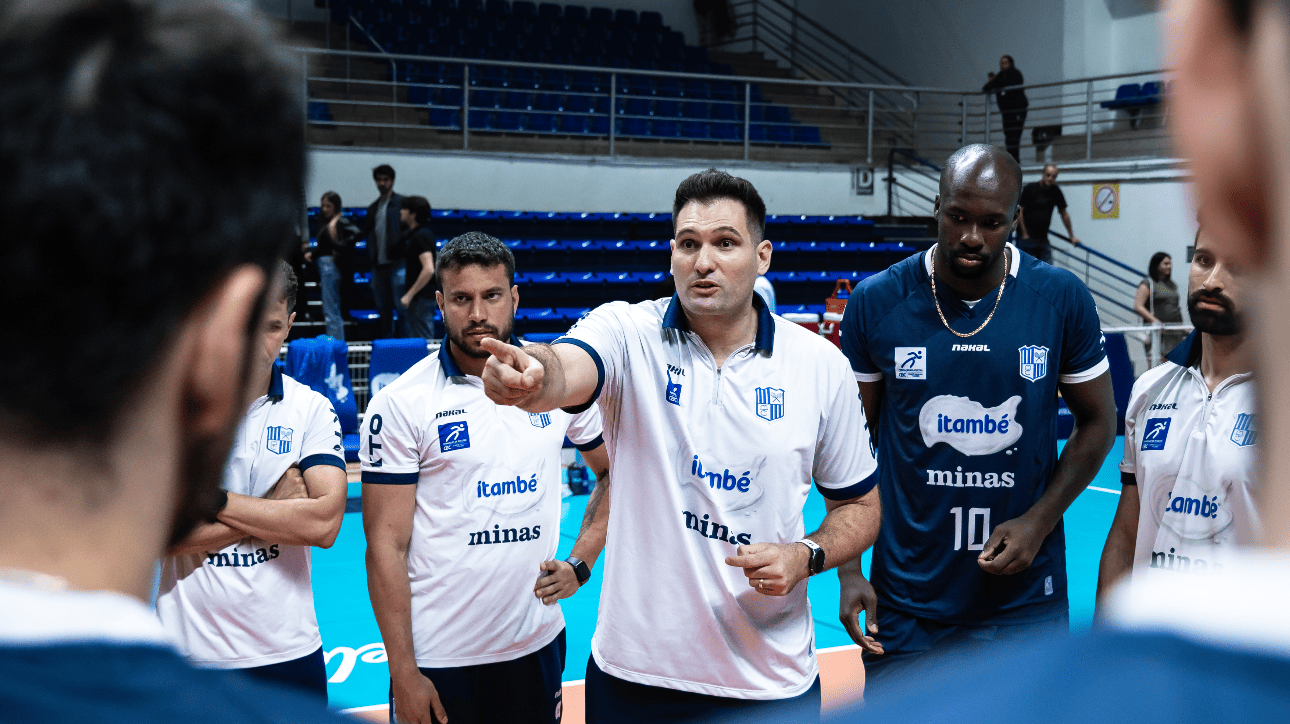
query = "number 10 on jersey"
(951, 507, 991, 551)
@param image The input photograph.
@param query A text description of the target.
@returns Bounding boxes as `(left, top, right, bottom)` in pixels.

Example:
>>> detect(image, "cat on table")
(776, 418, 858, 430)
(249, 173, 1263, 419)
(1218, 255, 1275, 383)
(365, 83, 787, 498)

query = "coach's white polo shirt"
(1121, 332, 1260, 584)
(360, 337, 603, 668)
(555, 294, 877, 699)
(157, 366, 345, 668)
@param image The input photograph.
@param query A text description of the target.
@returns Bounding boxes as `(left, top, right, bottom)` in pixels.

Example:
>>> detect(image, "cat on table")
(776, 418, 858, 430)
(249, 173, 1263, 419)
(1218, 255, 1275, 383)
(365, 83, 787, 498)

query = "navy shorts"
(862, 603, 1068, 693)
(584, 654, 821, 724)
(390, 629, 566, 724)
(240, 646, 328, 703)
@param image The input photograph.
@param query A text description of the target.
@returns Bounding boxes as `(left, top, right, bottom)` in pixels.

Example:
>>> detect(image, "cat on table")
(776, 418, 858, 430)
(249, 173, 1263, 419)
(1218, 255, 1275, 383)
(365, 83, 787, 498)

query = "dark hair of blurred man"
(0, 1, 347, 721)
(821, 1, 1290, 721)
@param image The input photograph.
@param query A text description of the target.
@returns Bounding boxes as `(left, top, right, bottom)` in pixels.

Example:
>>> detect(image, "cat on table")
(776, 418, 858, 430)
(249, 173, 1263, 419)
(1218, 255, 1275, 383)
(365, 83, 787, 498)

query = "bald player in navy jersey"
(838, 144, 1118, 688)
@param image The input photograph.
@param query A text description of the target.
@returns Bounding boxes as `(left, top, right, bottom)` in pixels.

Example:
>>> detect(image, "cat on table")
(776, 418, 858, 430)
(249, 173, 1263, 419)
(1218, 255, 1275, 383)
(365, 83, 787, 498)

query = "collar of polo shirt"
(1167, 331, 1202, 368)
(440, 334, 525, 378)
(267, 362, 284, 403)
(661, 292, 776, 354)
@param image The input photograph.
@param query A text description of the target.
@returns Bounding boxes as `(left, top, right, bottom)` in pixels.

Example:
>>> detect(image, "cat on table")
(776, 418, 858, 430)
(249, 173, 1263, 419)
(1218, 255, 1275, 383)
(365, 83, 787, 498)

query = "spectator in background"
(364, 164, 406, 338)
(399, 195, 437, 340)
(1018, 164, 1081, 264)
(1134, 251, 1186, 358)
(306, 191, 357, 340)
(982, 55, 1029, 162)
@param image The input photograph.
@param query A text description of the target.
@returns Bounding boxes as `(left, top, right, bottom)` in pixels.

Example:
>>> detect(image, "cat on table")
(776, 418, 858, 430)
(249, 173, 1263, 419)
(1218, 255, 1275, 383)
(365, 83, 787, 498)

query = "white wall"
(308, 147, 890, 216)
(1062, 0, 1162, 81)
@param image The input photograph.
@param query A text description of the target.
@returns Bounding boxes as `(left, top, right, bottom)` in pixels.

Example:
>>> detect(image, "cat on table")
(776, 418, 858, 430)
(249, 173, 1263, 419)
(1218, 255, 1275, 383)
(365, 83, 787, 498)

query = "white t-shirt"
(1120, 333, 1260, 584)
(157, 367, 345, 668)
(556, 295, 877, 700)
(360, 339, 604, 668)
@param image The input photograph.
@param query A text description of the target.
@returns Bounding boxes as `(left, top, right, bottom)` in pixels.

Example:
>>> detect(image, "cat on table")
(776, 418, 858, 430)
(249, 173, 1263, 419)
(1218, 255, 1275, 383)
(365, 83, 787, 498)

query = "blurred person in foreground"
(823, 0, 1290, 719)
(1097, 225, 1257, 613)
(0, 0, 348, 721)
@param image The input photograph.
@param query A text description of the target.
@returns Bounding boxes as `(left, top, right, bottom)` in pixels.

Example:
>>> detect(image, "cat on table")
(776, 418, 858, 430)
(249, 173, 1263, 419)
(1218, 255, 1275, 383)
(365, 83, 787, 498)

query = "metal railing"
(885, 148, 942, 217)
(298, 36, 1174, 165)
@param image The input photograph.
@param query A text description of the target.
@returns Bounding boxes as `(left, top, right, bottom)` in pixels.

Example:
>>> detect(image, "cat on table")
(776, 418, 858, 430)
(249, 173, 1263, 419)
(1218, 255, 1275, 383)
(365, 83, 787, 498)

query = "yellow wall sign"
(1092, 182, 1120, 219)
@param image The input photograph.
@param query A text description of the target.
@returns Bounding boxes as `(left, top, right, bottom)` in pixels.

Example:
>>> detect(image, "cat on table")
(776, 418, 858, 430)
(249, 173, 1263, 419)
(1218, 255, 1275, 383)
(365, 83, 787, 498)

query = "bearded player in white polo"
(1096, 225, 1259, 609)
(362, 232, 608, 724)
(158, 261, 348, 700)
(479, 169, 881, 722)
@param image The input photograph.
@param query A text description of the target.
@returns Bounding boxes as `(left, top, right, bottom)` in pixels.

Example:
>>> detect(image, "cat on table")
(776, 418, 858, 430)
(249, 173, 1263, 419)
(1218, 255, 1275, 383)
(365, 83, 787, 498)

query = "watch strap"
(565, 556, 590, 586)
(798, 539, 825, 576)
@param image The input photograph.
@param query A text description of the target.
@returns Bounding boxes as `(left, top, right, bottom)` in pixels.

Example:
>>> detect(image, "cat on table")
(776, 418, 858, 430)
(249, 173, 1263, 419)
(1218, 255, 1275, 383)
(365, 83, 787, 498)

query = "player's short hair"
(401, 195, 431, 226)
(373, 164, 396, 181)
(941, 144, 1024, 210)
(0, 0, 304, 442)
(276, 260, 298, 314)
(437, 232, 515, 286)
(673, 168, 767, 241)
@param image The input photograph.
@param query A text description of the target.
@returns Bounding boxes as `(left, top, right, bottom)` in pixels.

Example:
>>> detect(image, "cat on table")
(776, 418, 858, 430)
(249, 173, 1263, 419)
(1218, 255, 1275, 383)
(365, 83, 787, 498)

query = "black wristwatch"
(206, 488, 229, 523)
(565, 556, 591, 586)
(798, 539, 825, 576)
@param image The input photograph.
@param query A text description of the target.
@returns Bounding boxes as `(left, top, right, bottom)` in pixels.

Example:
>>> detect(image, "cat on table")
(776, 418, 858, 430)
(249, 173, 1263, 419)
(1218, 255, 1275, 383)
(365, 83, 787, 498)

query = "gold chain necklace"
(929, 246, 1009, 338)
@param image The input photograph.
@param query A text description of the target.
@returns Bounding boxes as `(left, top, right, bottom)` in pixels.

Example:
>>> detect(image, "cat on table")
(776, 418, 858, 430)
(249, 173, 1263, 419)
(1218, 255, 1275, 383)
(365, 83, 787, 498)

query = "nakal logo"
(266, 426, 293, 455)
(1142, 417, 1171, 451)
(1018, 345, 1048, 382)
(438, 421, 470, 452)
(529, 412, 551, 429)
(755, 387, 784, 421)
(1231, 413, 1256, 447)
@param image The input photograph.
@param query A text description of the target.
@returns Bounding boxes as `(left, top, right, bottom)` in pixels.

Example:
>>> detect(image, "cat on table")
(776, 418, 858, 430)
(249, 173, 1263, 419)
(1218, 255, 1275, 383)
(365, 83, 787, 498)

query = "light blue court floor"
(315, 437, 1127, 710)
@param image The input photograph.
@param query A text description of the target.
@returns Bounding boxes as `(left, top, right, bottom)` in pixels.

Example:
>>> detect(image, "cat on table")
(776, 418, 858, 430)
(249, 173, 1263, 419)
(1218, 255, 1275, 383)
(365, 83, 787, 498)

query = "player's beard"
(939, 243, 1004, 281)
(447, 315, 516, 359)
(166, 303, 261, 548)
(1188, 289, 1242, 336)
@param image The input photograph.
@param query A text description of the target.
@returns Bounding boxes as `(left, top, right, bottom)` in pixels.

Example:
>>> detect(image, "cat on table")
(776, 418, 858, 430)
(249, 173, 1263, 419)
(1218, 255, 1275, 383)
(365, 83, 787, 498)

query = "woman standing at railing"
(1134, 251, 1185, 357)
(982, 55, 1028, 163)
(305, 190, 357, 342)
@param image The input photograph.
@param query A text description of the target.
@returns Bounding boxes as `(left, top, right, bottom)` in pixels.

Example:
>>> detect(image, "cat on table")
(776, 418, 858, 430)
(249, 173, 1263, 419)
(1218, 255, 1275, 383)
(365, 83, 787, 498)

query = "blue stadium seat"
(1100, 83, 1142, 109)
(533, 92, 560, 111)
(523, 332, 565, 343)
(428, 108, 461, 128)
(572, 72, 605, 93)
(502, 90, 531, 109)
(632, 271, 670, 285)
(564, 5, 587, 23)
(526, 112, 556, 132)
(655, 99, 681, 118)
(556, 307, 592, 321)
(711, 122, 741, 141)
(682, 121, 709, 139)
(614, 8, 637, 25)
(369, 338, 430, 398)
(540, 69, 569, 90)
(681, 100, 709, 118)
(513, 1, 536, 17)
(640, 10, 663, 27)
(651, 119, 681, 138)
(765, 105, 792, 123)
(793, 125, 823, 144)
(619, 97, 651, 116)
(617, 117, 649, 136)
(747, 124, 767, 142)
(1139, 81, 1164, 104)
(563, 272, 602, 284)
(601, 271, 636, 284)
(468, 109, 492, 128)
(587, 115, 610, 134)
(516, 308, 558, 321)
(472, 89, 500, 108)
(711, 81, 739, 101)
(766, 124, 793, 143)
(654, 78, 681, 98)
(510, 68, 540, 90)
(709, 101, 738, 121)
(559, 113, 586, 133)
(526, 271, 562, 284)
(589, 7, 613, 25)
(683, 79, 710, 99)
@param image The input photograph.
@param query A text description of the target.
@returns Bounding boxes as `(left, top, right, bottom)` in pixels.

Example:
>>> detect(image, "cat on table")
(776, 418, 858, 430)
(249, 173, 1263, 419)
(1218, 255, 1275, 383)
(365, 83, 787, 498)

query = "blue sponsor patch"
(1141, 417, 1171, 451)
(1231, 413, 1257, 447)
(438, 421, 471, 452)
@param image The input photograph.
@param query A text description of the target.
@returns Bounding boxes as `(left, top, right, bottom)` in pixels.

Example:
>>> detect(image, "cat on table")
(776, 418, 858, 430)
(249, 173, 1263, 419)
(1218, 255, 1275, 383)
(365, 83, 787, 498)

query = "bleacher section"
(326, 0, 825, 146)
(299, 208, 935, 340)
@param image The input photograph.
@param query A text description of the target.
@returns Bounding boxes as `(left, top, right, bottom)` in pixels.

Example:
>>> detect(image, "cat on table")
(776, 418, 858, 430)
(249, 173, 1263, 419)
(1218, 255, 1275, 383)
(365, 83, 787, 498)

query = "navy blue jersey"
(0, 643, 348, 723)
(828, 632, 1290, 723)
(841, 245, 1106, 623)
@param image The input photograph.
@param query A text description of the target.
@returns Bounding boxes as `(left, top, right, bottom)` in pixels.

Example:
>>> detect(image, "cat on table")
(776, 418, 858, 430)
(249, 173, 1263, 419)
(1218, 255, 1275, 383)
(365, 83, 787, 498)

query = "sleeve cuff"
(1118, 460, 1136, 474)
(1059, 357, 1110, 384)
(552, 337, 604, 414)
(362, 471, 419, 485)
(573, 434, 604, 452)
(816, 469, 879, 501)
(854, 370, 884, 382)
(299, 453, 346, 472)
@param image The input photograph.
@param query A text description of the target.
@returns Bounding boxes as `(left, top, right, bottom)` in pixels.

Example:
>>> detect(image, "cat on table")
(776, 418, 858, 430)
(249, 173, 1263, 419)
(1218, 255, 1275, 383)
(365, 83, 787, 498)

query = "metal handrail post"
(960, 94, 967, 145)
(1150, 326, 1161, 368)
(1085, 80, 1094, 160)
(743, 82, 751, 161)
(867, 90, 874, 163)
(609, 73, 616, 156)
(462, 65, 470, 150)
(984, 96, 991, 144)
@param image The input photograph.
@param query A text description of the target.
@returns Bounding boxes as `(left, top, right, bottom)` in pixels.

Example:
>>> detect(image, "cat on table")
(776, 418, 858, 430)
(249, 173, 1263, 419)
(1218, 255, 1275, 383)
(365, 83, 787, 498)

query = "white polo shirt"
(157, 366, 345, 668)
(1121, 332, 1260, 584)
(360, 338, 604, 668)
(556, 295, 877, 700)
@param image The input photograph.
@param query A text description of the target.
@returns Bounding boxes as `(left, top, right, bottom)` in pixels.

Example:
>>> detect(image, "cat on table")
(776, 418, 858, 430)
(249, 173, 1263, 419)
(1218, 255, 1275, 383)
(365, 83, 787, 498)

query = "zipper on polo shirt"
(713, 366, 722, 405)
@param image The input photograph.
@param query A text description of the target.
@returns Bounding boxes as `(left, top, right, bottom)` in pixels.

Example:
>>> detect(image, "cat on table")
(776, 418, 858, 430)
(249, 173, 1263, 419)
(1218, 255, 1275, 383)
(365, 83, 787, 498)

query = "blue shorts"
(240, 646, 327, 703)
(584, 655, 821, 724)
(862, 603, 1068, 693)
(390, 629, 566, 724)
